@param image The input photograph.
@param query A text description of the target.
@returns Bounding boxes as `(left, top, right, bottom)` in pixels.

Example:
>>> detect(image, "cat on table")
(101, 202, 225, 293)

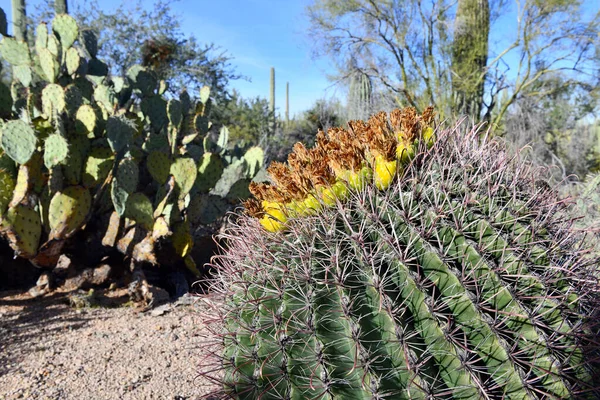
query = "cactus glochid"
(203, 109, 600, 399)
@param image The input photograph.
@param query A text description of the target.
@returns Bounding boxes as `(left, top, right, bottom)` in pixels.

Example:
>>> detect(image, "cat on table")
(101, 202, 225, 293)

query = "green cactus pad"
(48, 185, 91, 240)
(94, 84, 116, 112)
(167, 99, 183, 128)
(64, 84, 83, 117)
(10, 164, 31, 207)
(106, 116, 136, 153)
(35, 23, 48, 52)
(216, 126, 229, 154)
(111, 180, 129, 217)
(125, 192, 154, 230)
(170, 157, 197, 198)
(61, 148, 83, 185)
(75, 104, 96, 135)
(195, 153, 224, 193)
(194, 114, 209, 135)
(184, 144, 203, 160)
(0, 169, 15, 217)
(52, 14, 78, 49)
(44, 133, 69, 169)
(0, 151, 16, 176)
(82, 146, 113, 188)
(87, 58, 109, 79)
(171, 222, 193, 258)
(74, 77, 93, 101)
(225, 179, 252, 202)
(39, 48, 60, 83)
(141, 96, 168, 132)
(199, 86, 210, 104)
(0, 38, 30, 65)
(179, 90, 191, 114)
(158, 80, 168, 95)
(13, 65, 32, 87)
(80, 30, 97, 58)
(187, 194, 228, 225)
(242, 146, 264, 178)
(46, 34, 61, 59)
(1, 204, 42, 258)
(146, 151, 171, 184)
(1, 120, 37, 164)
(41, 83, 65, 116)
(127, 65, 157, 96)
(66, 47, 80, 75)
(211, 160, 246, 198)
(115, 158, 139, 194)
(142, 131, 169, 153)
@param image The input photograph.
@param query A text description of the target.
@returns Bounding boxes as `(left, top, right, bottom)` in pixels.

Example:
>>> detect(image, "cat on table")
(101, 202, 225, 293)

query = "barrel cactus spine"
(203, 108, 600, 399)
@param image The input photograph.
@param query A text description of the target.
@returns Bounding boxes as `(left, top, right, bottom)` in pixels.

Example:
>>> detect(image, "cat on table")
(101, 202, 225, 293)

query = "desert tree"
(306, 0, 599, 129)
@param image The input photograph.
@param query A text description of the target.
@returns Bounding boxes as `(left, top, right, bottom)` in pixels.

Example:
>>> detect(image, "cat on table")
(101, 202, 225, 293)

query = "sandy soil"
(0, 289, 219, 400)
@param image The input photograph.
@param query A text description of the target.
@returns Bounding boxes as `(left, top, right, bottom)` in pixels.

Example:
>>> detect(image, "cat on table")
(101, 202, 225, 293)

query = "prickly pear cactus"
(0, 11, 264, 287)
(204, 109, 600, 399)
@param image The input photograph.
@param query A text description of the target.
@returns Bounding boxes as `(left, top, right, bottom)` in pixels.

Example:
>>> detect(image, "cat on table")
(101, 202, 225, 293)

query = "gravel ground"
(0, 289, 219, 400)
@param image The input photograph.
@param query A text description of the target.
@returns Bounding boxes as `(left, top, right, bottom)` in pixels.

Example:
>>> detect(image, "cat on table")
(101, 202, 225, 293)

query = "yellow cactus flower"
(338, 167, 372, 191)
(261, 200, 288, 224)
(320, 181, 349, 206)
(259, 215, 285, 232)
(302, 194, 322, 214)
(423, 126, 435, 147)
(374, 155, 397, 190)
(396, 140, 415, 164)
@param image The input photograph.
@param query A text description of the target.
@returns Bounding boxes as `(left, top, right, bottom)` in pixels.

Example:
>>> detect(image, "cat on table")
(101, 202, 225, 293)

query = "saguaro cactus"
(11, 0, 27, 41)
(451, 0, 490, 119)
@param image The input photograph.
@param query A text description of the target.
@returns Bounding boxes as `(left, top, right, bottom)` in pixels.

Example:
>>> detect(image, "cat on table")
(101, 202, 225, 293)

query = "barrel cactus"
(203, 108, 600, 399)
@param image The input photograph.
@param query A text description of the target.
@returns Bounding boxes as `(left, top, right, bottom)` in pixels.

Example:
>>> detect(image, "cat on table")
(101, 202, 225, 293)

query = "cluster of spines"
(244, 107, 435, 232)
(201, 121, 600, 399)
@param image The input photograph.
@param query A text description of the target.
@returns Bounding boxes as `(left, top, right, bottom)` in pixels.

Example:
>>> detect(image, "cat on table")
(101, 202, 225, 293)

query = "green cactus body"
(52, 14, 78, 49)
(124, 192, 154, 230)
(207, 109, 600, 399)
(1, 204, 42, 258)
(39, 48, 60, 83)
(196, 153, 224, 193)
(1, 120, 37, 165)
(115, 158, 139, 194)
(0, 169, 15, 217)
(48, 185, 91, 240)
(0, 37, 30, 65)
(0, 11, 264, 274)
(146, 151, 171, 184)
(170, 157, 197, 199)
(43, 133, 69, 169)
(83, 146, 114, 188)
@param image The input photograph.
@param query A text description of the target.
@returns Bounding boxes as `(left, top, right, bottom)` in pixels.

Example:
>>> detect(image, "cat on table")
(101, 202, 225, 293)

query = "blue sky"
(1, 1, 598, 118)
(0, 0, 340, 118)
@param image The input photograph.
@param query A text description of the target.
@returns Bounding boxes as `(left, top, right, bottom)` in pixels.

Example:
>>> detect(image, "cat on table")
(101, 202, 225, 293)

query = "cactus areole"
(205, 108, 600, 399)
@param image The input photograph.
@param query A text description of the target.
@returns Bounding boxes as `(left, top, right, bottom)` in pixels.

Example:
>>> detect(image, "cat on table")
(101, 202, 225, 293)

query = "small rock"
(53, 254, 74, 278)
(28, 272, 53, 297)
(91, 264, 112, 286)
(36, 272, 53, 288)
(150, 304, 170, 317)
